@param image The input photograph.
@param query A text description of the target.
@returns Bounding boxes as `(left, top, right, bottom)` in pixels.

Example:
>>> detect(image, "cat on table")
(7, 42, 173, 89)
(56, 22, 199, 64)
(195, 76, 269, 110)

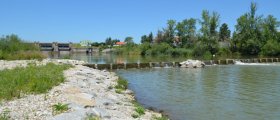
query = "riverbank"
(0, 59, 164, 120)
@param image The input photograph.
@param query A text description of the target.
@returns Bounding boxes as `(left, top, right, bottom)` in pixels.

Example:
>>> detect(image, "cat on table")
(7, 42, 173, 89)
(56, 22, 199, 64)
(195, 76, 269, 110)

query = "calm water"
(116, 65, 280, 120)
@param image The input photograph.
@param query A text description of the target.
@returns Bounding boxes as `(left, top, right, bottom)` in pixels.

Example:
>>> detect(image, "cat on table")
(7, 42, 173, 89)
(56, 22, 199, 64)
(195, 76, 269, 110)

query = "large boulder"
(180, 59, 205, 68)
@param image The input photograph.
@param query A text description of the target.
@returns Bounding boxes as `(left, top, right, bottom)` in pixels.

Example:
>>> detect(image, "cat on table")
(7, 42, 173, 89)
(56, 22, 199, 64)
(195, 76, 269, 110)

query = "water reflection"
(117, 65, 280, 120)
(48, 52, 192, 64)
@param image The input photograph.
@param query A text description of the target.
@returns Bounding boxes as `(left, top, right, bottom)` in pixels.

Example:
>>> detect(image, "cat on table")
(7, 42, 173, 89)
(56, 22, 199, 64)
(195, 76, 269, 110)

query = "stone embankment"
(0, 59, 163, 120)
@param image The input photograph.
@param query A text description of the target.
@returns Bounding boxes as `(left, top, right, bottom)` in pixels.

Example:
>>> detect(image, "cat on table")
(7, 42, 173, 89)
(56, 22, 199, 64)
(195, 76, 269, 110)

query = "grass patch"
(4, 51, 46, 60)
(114, 77, 128, 94)
(131, 100, 145, 117)
(52, 103, 69, 115)
(135, 105, 145, 116)
(114, 77, 128, 90)
(0, 63, 72, 100)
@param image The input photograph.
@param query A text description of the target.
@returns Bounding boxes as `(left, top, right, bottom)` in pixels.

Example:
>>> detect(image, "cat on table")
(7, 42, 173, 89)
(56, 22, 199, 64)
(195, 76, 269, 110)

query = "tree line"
(98, 2, 280, 58)
(139, 2, 280, 57)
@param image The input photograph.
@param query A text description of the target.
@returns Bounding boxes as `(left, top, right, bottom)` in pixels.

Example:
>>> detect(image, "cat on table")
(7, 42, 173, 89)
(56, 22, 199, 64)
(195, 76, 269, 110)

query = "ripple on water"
(117, 65, 280, 120)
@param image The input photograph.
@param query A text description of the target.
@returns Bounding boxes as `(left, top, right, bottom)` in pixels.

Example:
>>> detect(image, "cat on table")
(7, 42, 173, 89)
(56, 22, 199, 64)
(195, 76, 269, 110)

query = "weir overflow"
(83, 58, 280, 70)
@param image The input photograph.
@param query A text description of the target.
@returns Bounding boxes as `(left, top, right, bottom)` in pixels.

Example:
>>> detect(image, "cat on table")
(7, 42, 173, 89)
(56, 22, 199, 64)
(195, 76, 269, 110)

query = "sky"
(0, 0, 279, 43)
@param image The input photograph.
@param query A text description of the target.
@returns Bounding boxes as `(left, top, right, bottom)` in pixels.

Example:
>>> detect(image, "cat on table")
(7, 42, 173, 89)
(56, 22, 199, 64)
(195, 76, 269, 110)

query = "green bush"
(0, 63, 72, 100)
(217, 48, 232, 58)
(203, 51, 212, 60)
(115, 78, 128, 90)
(261, 39, 280, 56)
(0, 34, 44, 60)
(139, 42, 151, 55)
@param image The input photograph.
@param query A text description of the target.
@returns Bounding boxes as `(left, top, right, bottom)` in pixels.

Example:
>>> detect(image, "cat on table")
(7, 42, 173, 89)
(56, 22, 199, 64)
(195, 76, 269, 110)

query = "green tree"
(163, 20, 176, 44)
(141, 35, 148, 44)
(262, 15, 280, 41)
(261, 39, 280, 56)
(234, 2, 263, 55)
(176, 18, 197, 47)
(210, 12, 220, 37)
(219, 23, 231, 41)
(155, 30, 164, 44)
(105, 37, 112, 46)
(124, 36, 134, 44)
(200, 10, 211, 38)
(140, 32, 153, 44)
(199, 10, 220, 55)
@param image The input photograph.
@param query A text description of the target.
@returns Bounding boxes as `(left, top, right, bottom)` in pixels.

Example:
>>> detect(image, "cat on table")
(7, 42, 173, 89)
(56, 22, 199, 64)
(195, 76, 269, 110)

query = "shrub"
(0, 34, 44, 60)
(114, 78, 128, 90)
(203, 51, 212, 60)
(261, 39, 280, 56)
(217, 48, 232, 58)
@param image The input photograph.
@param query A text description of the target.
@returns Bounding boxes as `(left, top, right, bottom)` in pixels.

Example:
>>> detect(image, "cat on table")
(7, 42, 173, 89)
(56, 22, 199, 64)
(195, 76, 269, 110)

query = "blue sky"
(0, 0, 279, 43)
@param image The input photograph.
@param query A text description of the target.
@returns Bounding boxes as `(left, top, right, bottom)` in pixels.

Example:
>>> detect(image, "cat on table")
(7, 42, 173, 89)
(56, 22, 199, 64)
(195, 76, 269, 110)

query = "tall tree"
(234, 2, 263, 55)
(124, 36, 134, 44)
(199, 10, 220, 55)
(262, 15, 280, 41)
(261, 15, 280, 56)
(200, 10, 211, 38)
(141, 32, 154, 44)
(148, 32, 153, 43)
(219, 23, 231, 41)
(105, 37, 112, 46)
(155, 30, 164, 44)
(163, 20, 176, 44)
(141, 35, 148, 44)
(176, 18, 197, 47)
(210, 12, 220, 37)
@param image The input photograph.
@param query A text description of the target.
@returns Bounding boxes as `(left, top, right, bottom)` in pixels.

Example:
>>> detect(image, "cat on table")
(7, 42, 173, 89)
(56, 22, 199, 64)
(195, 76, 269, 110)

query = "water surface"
(117, 65, 280, 120)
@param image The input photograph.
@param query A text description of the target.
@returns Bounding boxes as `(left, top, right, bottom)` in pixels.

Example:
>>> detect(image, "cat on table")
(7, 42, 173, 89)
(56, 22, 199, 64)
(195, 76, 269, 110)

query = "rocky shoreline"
(0, 59, 164, 120)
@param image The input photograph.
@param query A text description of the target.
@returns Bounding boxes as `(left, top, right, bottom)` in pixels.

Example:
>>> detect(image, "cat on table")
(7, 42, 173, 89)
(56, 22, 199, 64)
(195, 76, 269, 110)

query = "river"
(117, 65, 280, 120)
(58, 53, 280, 120)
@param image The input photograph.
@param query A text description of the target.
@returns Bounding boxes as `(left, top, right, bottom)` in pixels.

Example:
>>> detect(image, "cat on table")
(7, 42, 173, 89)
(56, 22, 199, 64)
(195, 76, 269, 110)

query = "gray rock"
(49, 110, 86, 120)
(91, 108, 111, 119)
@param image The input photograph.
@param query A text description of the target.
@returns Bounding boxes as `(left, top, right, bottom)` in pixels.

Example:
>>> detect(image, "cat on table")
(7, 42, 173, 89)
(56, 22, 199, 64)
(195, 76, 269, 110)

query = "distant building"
(80, 40, 92, 47)
(114, 42, 126, 46)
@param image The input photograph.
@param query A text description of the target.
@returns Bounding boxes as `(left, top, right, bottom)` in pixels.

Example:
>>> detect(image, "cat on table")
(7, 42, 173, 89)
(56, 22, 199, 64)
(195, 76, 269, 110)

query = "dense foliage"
(96, 2, 280, 58)
(0, 34, 45, 60)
